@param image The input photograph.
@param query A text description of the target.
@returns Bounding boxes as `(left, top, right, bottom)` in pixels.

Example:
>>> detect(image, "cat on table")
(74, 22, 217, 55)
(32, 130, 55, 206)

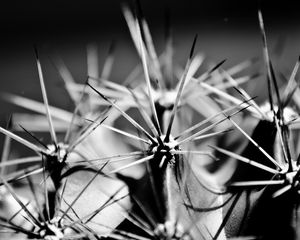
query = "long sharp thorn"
(258, 9, 270, 78)
(100, 123, 151, 145)
(208, 59, 226, 75)
(258, 10, 282, 117)
(192, 128, 233, 141)
(210, 145, 279, 174)
(176, 99, 252, 139)
(175, 105, 249, 147)
(85, 116, 149, 144)
(87, 82, 157, 144)
(19, 124, 49, 150)
(109, 155, 154, 174)
(72, 103, 111, 140)
(34, 47, 58, 145)
(165, 35, 198, 141)
(128, 88, 160, 138)
(196, 81, 261, 117)
(259, 9, 275, 113)
(230, 180, 285, 187)
(227, 115, 282, 169)
(68, 115, 108, 152)
(197, 59, 226, 83)
(136, 0, 163, 87)
(122, 4, 141, 58)
(222, 69, 267, 119)
(136, 18, 162, 135)
(0, 126, 46, 154)
(141, 14, 164, 88)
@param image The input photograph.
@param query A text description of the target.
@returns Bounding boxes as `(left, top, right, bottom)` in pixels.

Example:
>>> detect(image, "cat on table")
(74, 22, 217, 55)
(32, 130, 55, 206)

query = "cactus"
(1, 2, 300, 240)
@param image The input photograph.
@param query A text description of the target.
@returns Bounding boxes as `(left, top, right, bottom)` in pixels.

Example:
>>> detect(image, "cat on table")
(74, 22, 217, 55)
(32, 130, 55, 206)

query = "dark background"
(0, 1, 299, 35)
(0, 0, 300, 142)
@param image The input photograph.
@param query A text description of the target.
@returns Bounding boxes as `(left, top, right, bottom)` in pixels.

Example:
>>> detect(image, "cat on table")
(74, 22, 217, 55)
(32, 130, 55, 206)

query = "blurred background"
(0, 0, 300, 146)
